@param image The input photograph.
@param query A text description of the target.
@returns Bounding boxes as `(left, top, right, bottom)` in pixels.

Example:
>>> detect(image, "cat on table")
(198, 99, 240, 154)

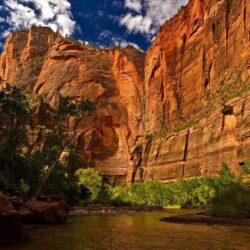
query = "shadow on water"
(2, 210, 250, 250)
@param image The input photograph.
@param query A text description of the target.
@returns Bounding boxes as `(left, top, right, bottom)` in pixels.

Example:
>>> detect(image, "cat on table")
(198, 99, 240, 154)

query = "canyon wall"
(138, 0, 250, 182)
(0, 27, 145, 183)
(0, 0, 250, 183)
(145, 0, 250, 133)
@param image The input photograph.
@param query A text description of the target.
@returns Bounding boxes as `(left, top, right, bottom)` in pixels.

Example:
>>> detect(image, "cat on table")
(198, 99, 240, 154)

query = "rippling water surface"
(3, 211, 250, 250)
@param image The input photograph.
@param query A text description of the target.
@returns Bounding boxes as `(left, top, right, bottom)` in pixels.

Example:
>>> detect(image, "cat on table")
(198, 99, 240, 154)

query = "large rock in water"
(22, 199, 69, 224)
(0, 192, 27, 245)
(0, 0, 249, 183)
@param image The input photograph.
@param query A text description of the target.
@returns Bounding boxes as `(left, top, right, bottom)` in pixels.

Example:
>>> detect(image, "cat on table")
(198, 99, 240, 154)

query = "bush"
(109, 186, 131, 206)
(130, 182, 149, 206)
(211, 183, 250, 218)
(75, 168, 103, 200)
(130, 181, 167, 207)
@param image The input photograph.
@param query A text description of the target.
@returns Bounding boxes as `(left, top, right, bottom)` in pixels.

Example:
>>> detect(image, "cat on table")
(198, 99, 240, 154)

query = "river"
(2, 210, 250, 250)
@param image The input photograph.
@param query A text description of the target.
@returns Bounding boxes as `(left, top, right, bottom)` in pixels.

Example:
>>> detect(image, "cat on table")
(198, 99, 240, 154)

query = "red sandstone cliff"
(138, 0, 250, 182)
(0, 0, 249, 183)
(145, 0, 250, 133)
(0, 27, 145, 183)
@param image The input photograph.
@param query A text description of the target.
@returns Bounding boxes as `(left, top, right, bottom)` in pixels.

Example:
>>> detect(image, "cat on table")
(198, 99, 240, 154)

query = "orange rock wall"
(0, 27, 145, 181)
(140, 93, 250, 182)
(145, 0, 250, 133)
(139, 0, 250, 182)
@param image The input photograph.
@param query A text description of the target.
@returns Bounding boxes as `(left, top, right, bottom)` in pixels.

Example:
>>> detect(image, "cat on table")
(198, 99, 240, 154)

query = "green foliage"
(70, 163, 250, 216)
(0, 87, 91, 201)
(211, 184, 250, 219)
(57, 97, 96, 118)
(130, 181, 167, 207)
(109, 186, 131, 206)
(240, 159, 250, 175)
(113, 44, 122, 50)
(0, 87, 29, 155)
(57, 96, 77, 118)
(78, 99, 96, 112)
(75, 168, 103, 200)
(1, 86, 250, 216)
(0, 87, 30, 194)
(19, 182, 30, 196)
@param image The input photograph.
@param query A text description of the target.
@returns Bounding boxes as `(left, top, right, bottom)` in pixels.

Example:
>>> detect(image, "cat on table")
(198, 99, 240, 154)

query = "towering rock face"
(0, 0, 249, 183)
(0, 27, 58, 91)
(0, 27, 145, 183)
(141, 0, 250, 182)
(145, 0, 250, 133)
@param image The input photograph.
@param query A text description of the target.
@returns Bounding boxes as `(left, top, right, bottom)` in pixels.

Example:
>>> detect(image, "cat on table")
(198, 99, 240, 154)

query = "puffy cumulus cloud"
(120, 13, 152, 34)
(99, 29, 143, 52)
(1, 0, 76, 37)
(120, 0, 188, 39)
(124, 0, 142, 13)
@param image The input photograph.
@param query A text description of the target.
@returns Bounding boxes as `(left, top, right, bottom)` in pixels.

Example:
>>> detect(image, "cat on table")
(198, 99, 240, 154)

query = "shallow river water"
(3, 211, 250, 250)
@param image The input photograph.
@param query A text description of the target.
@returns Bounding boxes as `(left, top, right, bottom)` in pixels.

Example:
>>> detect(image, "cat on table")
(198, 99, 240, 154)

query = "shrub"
(130, 181, 167, 207)
(19, 182, 30, 196)
(75, 168, 103, 200)
(145, 181, 167, 207)
(211, 183, 250, 219)
(172, 178, 216, 208)
(130, 182, 149, 206)
(109, 186, 131, 206)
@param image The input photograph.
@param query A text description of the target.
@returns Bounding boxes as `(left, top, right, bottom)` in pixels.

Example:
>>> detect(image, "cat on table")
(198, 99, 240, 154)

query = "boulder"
(23, 199, 69, 224)
(0, 192, 28, 245)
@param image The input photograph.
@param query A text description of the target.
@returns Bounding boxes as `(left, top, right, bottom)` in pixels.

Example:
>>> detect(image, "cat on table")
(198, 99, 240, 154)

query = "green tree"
(75, 168, 103, 200)
(0, 87, 30, 194)
(35, 97, 95, 197)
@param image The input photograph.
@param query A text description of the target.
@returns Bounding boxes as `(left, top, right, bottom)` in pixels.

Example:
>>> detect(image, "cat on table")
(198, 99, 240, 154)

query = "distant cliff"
(0, 0, 249, 184)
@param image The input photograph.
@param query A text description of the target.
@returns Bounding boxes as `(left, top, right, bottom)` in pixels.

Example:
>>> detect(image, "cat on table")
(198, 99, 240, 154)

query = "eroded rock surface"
(139, 93, 250, 182)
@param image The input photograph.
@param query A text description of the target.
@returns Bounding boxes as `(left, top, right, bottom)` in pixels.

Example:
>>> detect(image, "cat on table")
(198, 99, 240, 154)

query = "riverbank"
(161, 213, 250, 226)
(69, 204, 164, 216)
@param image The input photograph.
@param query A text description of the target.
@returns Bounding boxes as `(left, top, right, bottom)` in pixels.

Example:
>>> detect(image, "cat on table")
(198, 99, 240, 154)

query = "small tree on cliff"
(35, 97, 95, 197)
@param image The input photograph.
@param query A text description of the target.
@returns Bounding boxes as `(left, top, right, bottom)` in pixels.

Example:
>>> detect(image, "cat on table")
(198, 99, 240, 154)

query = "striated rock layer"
(145, 0, 250, 133)
(140, 92, 250, 182)
(0, 0, 250, 183)
(137, 0, 250, 182)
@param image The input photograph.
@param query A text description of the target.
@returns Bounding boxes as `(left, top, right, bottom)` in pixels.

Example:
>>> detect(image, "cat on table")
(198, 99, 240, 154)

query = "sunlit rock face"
(0, 27, 58, 91)
(0, 26, 145, 182)
(144, 0, 250, 133)
(0, 0, 249, 183)
(140, 0, 250, 182)
(140, 93, 250, 182)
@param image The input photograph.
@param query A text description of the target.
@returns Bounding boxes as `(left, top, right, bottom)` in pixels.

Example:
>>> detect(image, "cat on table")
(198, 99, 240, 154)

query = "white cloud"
(120, 0, 188, 39)
(1, 0, 76, 37)
(120, 13, 152, 34)
(124, 0, 142, 13)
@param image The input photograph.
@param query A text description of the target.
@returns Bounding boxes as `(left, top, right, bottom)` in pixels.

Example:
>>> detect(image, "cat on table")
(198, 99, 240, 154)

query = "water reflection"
(2, 211, 250, 250)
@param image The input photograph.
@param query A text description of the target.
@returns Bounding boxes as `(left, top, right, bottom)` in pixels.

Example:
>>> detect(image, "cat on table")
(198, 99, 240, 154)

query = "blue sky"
(0, 0, 188, 51)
